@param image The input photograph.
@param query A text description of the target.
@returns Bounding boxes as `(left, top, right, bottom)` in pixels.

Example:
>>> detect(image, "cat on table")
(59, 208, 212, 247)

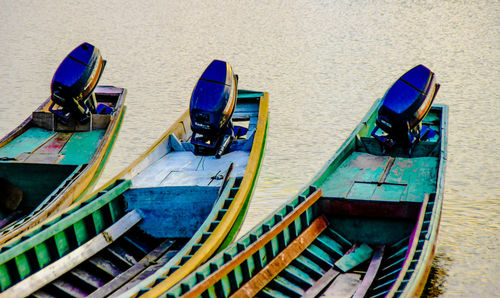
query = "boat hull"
(165, 101, 447, 298)
(0, 86, 126, 246)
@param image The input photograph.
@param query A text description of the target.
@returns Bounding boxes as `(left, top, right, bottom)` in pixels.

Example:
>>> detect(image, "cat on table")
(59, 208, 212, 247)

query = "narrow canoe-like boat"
(0, 42, 126, 246)
(0, 60, 268, 297)
(167, 65, 447, 298)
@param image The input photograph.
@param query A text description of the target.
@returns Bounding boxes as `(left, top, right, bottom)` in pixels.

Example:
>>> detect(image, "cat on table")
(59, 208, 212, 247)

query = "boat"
(0, 60, 268, 297)
(166, 65, 447, 298)
(0, 42, 126, 246)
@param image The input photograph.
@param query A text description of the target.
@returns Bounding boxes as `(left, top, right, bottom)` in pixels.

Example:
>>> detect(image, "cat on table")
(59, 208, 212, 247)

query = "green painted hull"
(0, 90, 268, 297)
(166, 101, 448, 298)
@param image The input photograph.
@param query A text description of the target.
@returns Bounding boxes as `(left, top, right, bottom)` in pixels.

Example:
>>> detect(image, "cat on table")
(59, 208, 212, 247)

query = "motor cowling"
(373, 64, 440, 150)
(49, 42, 106, 122)
(190, 60, 238, 156)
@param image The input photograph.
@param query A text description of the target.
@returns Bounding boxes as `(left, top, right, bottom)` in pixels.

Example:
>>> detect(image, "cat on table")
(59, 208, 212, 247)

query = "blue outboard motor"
(190, 60, 238, 158)
(49, 42, 106, 123)
(372, 65, 440, 153)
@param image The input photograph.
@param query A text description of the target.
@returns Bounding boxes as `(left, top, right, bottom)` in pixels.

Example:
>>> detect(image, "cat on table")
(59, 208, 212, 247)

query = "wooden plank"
(88, 255, 122, 277)
(353, 245, 385, 298)
(231, 216, 328, 297)
(321, 273, 361, 297)
(302, 267, 341, 298)
(52, 279, 87, 297)
(87, 240, 175, 298)
(377, 157, 395, 185)
(111, 247, 180, 296)
(334, 243, 373, 272)
(70, 268, 105, 288)
(23, 152, 63, 164)
(181, 188, 323, 298)
(58, 130, 106, 165)
(1, 210, 141, 297)
(34, 132, 72, 154)
(31, 111, 56, 131)
(0, 127, 54, 159)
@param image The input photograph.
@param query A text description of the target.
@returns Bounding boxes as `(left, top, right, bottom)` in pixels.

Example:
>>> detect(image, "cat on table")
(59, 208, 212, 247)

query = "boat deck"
(131, 150, 249, 188)
(319, 152, 438, 203)
(0, 127, 105, 165)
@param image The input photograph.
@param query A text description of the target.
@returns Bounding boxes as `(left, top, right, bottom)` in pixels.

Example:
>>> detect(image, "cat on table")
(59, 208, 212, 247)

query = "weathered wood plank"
(88, 255, 123, 277)
(70, 267, 105, 288)
(0, 127, 54, 159)
(232, 216, 328, 297)
(34, 132, 72, 154)
(321, 273, 361, 297)
(334, 243, 373, 272)
(52, 279, 87, 297)
(1, 210, 141, 297)
(32, 111, 111, 132)
(353, 245, 385, 298)
(87, 239, 175, 298)
(302, 267, 341, 298)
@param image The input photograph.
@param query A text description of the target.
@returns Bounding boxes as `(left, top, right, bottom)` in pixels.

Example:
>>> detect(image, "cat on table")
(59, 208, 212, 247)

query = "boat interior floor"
(131, 150, 249, 188)
(0, 127, 106, 165)
(318, 152, 438, 204)
(31, 224, 189, 298)
(252, 216, 411, 298)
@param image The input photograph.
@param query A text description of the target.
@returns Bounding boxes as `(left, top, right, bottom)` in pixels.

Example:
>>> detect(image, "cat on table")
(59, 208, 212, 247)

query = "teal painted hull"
(166, 101, 448, 298)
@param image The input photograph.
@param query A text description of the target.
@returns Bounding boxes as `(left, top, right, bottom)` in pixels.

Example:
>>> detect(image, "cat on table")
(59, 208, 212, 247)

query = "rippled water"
(0, 1, 498, 296)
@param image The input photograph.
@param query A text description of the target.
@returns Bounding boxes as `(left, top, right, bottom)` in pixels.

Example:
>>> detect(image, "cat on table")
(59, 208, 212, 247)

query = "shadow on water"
(422, 252, 452, 297)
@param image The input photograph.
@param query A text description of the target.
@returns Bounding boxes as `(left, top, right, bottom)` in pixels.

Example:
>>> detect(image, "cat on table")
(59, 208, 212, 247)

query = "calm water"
(0, 1, 498, 296)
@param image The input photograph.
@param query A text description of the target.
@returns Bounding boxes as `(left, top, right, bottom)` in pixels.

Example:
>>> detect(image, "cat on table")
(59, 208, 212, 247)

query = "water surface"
(0, 1, 498, 296)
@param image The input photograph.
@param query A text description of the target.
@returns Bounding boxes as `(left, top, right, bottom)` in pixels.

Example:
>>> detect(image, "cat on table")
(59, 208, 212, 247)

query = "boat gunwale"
(396, 104, 448, 297)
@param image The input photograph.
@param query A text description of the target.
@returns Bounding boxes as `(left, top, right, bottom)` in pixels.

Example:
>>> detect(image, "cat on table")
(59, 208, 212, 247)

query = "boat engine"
(49, 42, 106, 123)
(190, 60, 238, 158)
(372, 64, 440, 153)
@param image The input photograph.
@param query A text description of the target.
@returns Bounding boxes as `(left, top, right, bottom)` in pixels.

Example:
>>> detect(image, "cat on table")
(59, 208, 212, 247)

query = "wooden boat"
(0, 60, 268, 297)
(0, 42, 126, 246)
(166, 65, 447, 298)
